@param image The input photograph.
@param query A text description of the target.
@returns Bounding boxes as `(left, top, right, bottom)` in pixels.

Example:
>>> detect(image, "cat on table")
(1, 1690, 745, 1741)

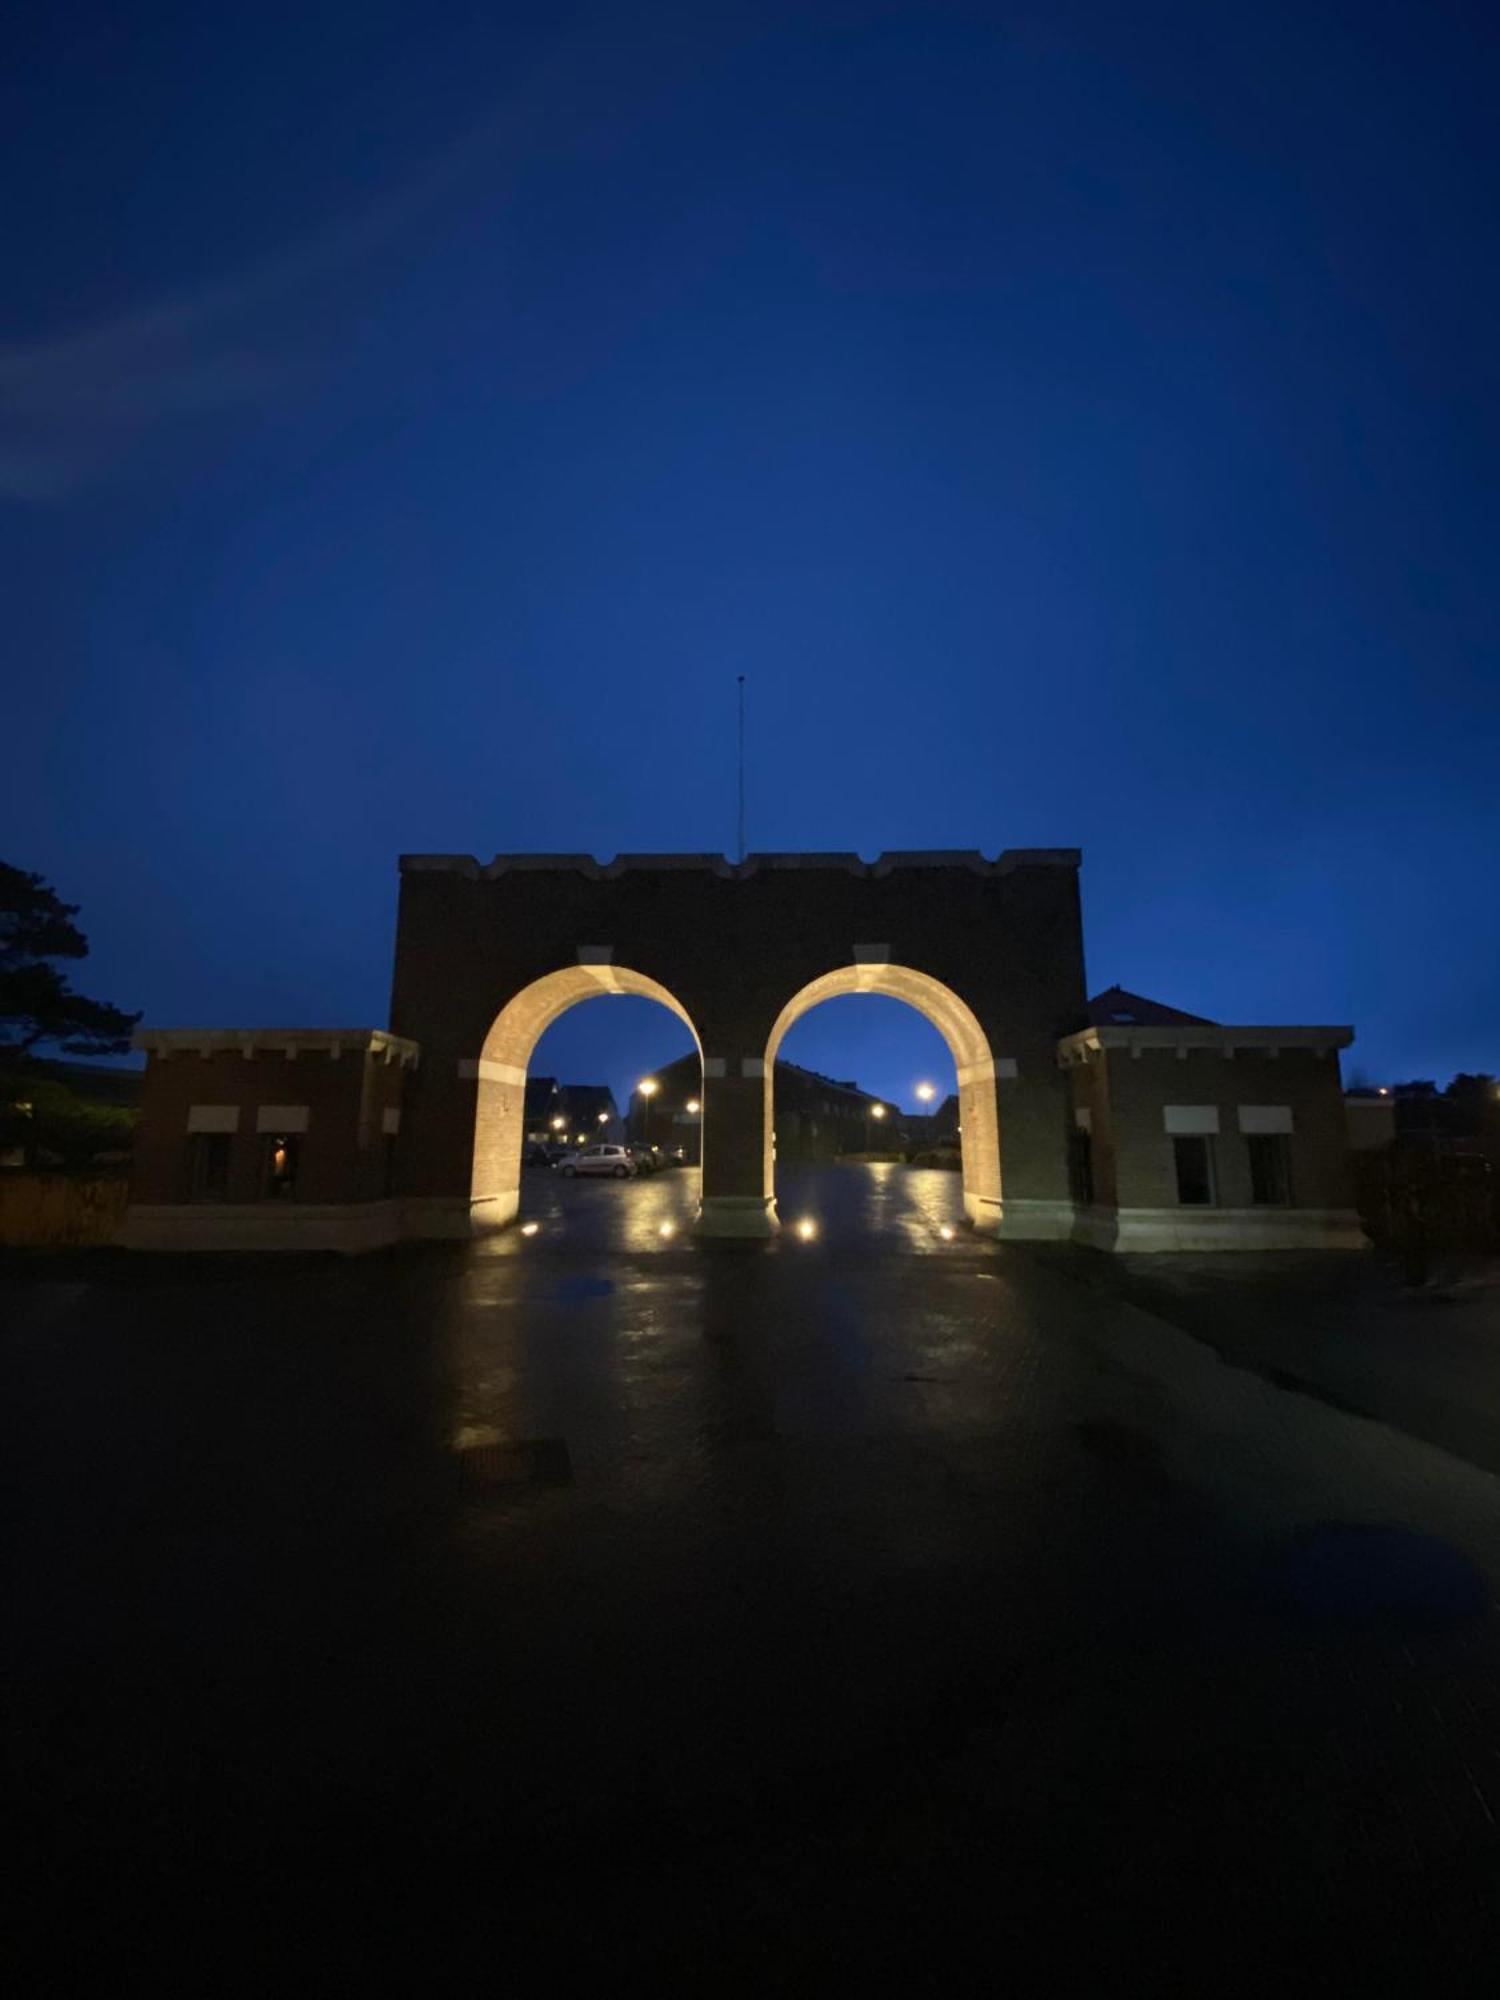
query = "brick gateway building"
(122, 849, 1364, 1253)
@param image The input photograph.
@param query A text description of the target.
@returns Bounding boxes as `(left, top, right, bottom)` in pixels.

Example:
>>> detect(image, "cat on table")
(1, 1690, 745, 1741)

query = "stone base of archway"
(471, 1190, 521, 1232)
(400, 1193, 519, 1238)
(695, 1195, 779, 1239)
(976, 1195, 1078, 1240)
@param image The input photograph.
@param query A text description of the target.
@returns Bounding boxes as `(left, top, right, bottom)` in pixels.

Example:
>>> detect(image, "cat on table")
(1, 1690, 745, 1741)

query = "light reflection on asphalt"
(484, 1160, 969, 1257)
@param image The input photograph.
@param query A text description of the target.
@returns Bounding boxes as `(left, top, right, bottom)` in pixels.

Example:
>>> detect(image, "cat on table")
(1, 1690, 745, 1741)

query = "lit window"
(1173, 1135, 1215, 1206)
(262, 1134, 301, 1200)
(1247, 1133, 1291, 1206)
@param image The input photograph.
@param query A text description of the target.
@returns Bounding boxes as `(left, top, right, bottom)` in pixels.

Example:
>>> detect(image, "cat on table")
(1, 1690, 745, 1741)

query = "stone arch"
(763, 965, 1002, 1230)
(470, 964, 702, 1229)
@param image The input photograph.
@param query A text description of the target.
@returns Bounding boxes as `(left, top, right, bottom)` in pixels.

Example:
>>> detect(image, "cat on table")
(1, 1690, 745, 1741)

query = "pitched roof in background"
(1087, 984, 1217, 1028)
(560, 1083, 619, 1122)
(523, 1076, 562, 1123)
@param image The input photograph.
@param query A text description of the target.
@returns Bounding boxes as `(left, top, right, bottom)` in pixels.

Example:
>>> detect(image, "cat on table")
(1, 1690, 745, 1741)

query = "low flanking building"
(120, 1030, 417, 1252)
(1059, 989, 1363, 1251)
(118, 850, 1366, 1252)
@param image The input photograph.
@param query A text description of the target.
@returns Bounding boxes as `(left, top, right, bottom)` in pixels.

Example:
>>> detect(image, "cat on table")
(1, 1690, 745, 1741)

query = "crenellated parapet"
(398, 848, 1081, 881)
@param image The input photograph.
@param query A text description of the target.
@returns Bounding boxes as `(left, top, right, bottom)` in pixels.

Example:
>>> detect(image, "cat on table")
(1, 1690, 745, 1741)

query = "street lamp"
(915, 1082, 936, 1103)
(551, 1116, 566, 1131)
(867, 1100, 886, 1152)
(685, 1098, 700, 1115)
(638, 1076, 658, 1147)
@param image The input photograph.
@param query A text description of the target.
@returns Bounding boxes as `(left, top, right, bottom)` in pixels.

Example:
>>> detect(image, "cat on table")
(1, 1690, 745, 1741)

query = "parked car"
(556, 1144, 637, 1179)
(629, 1146, 662, 1174)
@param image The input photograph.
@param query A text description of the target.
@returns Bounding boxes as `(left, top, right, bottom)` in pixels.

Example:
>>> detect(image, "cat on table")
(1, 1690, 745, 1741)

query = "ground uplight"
(795, 1217, 818, 1241)
(520, 1221, 540, 1237)
(938, 1223, 956, 1241)
(658, 1220, 677, 1239)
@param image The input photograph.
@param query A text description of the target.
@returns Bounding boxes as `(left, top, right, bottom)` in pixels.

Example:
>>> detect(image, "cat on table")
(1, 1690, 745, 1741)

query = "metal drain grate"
(456, 1437, 573, 1491)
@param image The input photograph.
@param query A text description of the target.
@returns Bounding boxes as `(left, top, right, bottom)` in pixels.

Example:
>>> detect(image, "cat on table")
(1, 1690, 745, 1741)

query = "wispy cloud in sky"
(0, 8, 743, 504)
(0, 113, 511, 504)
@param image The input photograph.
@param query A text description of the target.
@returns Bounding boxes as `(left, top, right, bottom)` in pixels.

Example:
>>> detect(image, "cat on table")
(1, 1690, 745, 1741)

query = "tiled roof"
(1087, 984, 1216, 1028)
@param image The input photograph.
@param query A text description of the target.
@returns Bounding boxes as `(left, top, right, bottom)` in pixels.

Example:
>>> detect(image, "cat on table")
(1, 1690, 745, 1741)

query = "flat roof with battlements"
(399, 849, 1080, 880)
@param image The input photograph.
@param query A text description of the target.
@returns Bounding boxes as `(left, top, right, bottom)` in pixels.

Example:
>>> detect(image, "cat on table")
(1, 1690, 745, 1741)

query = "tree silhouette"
(0, 863, 139, 1058)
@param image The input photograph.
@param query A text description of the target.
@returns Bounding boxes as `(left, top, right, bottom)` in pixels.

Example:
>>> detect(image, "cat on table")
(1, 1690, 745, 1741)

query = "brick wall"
(388, 851, 1088, 1226)
(1080, 1045, 1353, 1213)
(130, 1042, 409, 1208)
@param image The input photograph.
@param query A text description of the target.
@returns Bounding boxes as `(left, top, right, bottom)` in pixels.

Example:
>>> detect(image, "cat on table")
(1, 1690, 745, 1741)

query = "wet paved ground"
(5, 1165, 1500, 1986)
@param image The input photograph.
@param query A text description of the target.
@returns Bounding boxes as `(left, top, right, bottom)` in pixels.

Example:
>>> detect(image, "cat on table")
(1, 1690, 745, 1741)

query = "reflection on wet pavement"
(506, 1159, 968, 1257)
(6, 1160, 1500, 1985)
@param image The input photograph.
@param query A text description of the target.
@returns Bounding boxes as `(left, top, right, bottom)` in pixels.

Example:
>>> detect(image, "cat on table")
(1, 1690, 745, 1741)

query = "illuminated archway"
(763, 965, 1002, 1230)
(470, 964, 702, 1229)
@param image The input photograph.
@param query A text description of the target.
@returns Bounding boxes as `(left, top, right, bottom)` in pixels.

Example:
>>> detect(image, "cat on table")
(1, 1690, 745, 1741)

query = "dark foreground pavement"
(5, 1165, 1500, 1988)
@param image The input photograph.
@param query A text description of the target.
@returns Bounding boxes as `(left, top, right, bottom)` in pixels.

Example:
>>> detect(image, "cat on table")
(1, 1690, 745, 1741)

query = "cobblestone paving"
(4, 1167, 1500, 1986)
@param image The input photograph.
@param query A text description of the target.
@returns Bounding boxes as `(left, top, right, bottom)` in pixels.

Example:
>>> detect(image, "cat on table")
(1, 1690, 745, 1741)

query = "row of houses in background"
(1346, 1075, 1500, 1154)
(522, 1076, 622, 1149)
(631, 1054, 911, 1164)
(1344, 1073, 1500, 1257)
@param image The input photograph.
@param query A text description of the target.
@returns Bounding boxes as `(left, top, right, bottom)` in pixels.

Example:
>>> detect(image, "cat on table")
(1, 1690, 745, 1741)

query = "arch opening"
(470, 965, 702, 1230)
(763, 965, 1002, 1232)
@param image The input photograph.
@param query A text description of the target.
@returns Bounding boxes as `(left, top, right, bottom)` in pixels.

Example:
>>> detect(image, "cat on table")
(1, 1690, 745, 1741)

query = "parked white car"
(556, 1144, 637, 1179)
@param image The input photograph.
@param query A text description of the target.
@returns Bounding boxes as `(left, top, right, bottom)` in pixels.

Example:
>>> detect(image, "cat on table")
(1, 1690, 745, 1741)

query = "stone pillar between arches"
(695, 1064, 778, 1238)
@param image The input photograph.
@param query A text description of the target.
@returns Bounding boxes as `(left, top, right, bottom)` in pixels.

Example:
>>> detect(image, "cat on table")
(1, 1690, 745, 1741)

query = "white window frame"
(257, 1105, 310, 1134)
(187, 1104, 239, 1134)
(1238, 1105, 1293, 1135)
(1164, 1105, 1220, 1136)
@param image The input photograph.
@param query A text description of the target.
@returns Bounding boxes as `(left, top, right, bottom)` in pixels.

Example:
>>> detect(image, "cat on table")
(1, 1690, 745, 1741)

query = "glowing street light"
(637, 1075, 659, 1148)
(597, 1111, 609, 1125)
(915, 1082, 936, 1103)
(685, 1098, 700, 1115)
(551, 1115, 566, 1131)
(871, 1104, 887, 1120)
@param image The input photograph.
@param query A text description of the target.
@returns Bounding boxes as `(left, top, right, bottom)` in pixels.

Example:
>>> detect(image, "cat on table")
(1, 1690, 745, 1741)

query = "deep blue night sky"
(4, 1, 1496, 1110)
